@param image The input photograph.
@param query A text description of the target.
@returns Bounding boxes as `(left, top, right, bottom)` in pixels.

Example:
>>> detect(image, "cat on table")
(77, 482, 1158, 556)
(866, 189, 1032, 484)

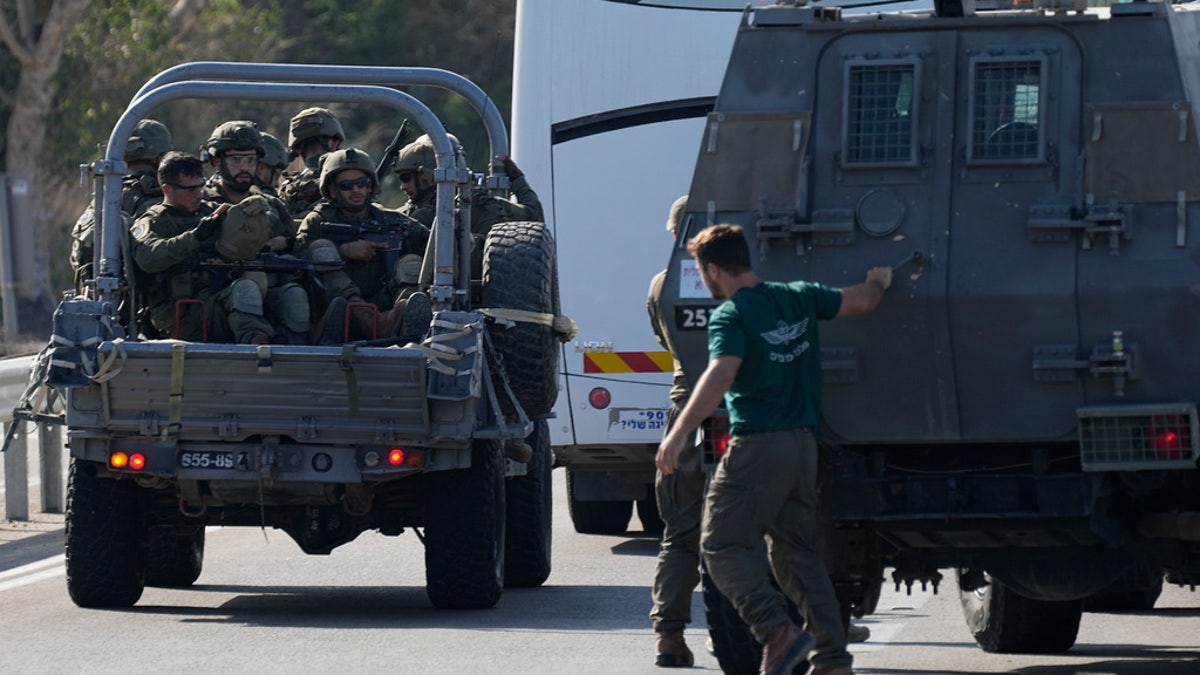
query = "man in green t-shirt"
(657, 223, 891, 675)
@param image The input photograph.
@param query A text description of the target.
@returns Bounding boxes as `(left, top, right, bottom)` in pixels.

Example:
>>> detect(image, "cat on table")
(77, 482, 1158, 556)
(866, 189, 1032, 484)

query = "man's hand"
(656, 432, 687, 476)
(192, 203, 230, 241)
(265, 235, 288, 252)
(340, 239, 387, 261)
(496, 154, 523, 180)
(866, 266, 893, 291)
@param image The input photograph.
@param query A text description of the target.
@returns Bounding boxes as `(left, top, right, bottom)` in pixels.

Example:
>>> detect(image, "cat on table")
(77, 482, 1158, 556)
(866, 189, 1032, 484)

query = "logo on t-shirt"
(761, 319, 810, 363)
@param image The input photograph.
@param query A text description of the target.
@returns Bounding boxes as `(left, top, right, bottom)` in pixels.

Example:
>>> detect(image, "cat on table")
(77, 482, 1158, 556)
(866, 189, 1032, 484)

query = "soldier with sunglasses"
(296, 147, 431, 344)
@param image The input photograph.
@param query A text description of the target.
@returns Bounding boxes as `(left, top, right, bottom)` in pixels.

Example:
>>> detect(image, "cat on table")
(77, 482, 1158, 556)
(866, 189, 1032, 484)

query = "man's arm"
(836, 266, 893, 317)
(656, 354, 741, 475)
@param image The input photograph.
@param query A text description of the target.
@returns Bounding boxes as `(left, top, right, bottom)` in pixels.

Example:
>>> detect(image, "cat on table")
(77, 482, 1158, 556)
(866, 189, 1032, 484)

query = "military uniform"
(277, 164, 322, 219)
(296, 201, 429, 311)
(130, 201, 273, 343)
(70, 168, 165, 290)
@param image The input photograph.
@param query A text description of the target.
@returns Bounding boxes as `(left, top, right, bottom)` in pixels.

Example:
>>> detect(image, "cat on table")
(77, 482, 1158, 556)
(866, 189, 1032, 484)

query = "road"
(1, 468, 1199, 674)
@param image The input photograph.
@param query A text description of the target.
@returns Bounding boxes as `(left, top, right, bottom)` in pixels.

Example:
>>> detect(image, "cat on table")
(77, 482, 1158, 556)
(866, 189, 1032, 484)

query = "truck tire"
(504, 420, 553, 588)
(1083, 568, 1163, 612)
(424, 439, 506, 609)
(145, 526, 205, 588)
(702, 561, 808, 675)
(65, 459, 147, 608)
(958, 569, 1082, 653)
(566, 467, 632, 534)
(482, 221, 560, 418)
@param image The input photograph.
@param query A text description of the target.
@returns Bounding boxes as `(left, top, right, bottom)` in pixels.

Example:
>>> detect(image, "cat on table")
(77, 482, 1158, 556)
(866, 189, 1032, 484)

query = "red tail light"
(704, 416, 731, 461)
(388, 448, 406, 466)
(1150, 415, 1190, 460)
(129, 453, 146, 471)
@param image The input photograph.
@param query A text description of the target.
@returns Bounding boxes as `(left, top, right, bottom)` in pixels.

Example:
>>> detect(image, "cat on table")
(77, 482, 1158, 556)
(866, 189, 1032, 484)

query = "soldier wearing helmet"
(70, 118, 175, 292)
(394, 133, 543, 275)
(296, 148, 431, 344)
(278, 107, 345, 217)
(129, 151, 273, 345)
(201, 120, 311, 345)
(256, 132, 290, 195)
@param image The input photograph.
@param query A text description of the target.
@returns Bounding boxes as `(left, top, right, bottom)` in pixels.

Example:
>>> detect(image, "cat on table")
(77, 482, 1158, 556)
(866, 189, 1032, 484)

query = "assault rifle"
(199, 252, 338, 305)
(320, 220, 411, 290)
(375, 119, 411, 178)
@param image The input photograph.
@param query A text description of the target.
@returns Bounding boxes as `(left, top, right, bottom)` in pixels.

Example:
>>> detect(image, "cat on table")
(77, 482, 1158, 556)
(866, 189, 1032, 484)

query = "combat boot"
(654, 628, 694, 668)
(760, 622, 814, 675)
(310, 296, 348, 345)
(383, 291, 432, 343)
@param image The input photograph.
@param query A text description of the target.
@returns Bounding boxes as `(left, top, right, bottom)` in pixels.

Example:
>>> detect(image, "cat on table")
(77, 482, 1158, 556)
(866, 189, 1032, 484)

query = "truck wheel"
(482, 221, 560, 418)
(145, 526, 205, 588)
(1083, 568, 1163, 612)
(65, 459, 147, 608)
(566, 467, 631, 534)
(504, 420, 553, 588)
(958, 569, 1082, 653)
(424, 439, 506, 609)
(702, 560, 808, 675)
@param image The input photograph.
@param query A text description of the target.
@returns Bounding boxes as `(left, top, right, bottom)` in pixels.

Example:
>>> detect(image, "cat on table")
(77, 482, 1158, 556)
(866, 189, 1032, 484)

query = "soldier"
(70, 118, 173, 291)
(394, 133, 543, 260)
(278, 107, 345, 218)
(256, 132, 290, 195)
(295, 148, 431, 344)
(202, 121, 310, 345)
(647, 196, 705, 668)
(130, 151, 274, 345)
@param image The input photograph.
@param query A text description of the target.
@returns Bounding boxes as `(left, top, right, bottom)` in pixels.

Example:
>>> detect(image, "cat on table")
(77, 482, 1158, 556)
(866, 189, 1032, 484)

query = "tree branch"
(0, 7, 33, 65)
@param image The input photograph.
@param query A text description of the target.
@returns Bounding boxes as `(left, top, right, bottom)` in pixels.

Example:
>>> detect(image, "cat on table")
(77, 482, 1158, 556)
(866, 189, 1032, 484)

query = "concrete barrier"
(0, 354, 63, 520)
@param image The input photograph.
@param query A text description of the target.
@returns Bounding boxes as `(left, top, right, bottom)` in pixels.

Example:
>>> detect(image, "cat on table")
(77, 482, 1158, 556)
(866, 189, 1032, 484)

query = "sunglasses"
(336, 176, 373, 191)
(165, 182, 206, 192)
(397, 171, 416, 184)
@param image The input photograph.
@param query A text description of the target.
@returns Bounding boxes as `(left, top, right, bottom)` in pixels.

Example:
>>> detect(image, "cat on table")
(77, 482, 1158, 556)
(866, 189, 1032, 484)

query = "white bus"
(511, 0, 753, 534)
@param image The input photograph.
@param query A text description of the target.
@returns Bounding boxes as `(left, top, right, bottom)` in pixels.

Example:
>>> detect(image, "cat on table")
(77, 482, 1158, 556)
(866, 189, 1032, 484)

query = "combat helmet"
(260, 132, 289, 170)
(125, 119, 173, 163)
(319, 148, 380, 201)
(204, 120, 265, 160)
(666, 195, 688, 233)
(394, 132, 464, 176)
(288, 107, 345, 151)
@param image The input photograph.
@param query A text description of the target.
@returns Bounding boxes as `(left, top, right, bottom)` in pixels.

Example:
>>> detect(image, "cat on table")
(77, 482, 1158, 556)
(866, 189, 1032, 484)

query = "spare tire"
(482, 221, 560, 418)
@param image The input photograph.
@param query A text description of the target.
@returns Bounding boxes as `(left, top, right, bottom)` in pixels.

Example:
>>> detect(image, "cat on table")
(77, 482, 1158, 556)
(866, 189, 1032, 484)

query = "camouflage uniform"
(278, 163, 323, 218)
(70, 119, 172, 290)
(203, 121, 311, 344)
(130, 201, 273, 343)
(279, 107, 345, 218)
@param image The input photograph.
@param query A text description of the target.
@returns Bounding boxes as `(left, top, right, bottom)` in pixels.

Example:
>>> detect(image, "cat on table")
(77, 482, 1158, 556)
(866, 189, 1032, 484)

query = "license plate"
(178, 451, 240, 470)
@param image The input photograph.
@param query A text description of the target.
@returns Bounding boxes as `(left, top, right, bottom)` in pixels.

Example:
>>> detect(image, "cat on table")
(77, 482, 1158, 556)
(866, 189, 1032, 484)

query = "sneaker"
(311, 296, 348, 345)
(654, 629, 695, 668)
(760, 622, 815, 675)
(395, 291, 432, 343)
(847, 623, 870, 643)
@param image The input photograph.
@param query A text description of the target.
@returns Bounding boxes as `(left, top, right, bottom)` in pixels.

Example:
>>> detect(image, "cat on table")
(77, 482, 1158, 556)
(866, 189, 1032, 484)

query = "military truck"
(661, 0, 1200, 658)
(48, 63, 563, 610)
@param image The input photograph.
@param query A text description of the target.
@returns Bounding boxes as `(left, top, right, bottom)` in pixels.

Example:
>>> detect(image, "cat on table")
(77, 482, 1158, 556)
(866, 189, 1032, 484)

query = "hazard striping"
(0, 554, 64, 593)
(583, 351, 673, 374)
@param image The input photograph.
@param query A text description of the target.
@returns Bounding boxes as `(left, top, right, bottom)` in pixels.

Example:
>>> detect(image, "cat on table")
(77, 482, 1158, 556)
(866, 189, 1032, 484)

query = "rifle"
(200, 252, 338, 308)
(375, 119, 411, 178)
(320, 221, 407, 290)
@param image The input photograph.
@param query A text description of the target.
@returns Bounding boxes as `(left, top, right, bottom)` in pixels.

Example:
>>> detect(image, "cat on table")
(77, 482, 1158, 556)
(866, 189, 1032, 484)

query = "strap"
(164, 341, 186, 438)
(340, 343, 359, 416)
(478, 307, 578, 342)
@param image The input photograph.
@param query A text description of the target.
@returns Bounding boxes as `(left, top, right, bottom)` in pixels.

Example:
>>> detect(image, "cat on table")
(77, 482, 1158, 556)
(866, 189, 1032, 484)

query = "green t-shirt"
(707, 280, 842, 435)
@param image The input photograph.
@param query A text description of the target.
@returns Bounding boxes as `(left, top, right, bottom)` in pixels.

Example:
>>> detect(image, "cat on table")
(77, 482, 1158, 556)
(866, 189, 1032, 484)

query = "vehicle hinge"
(821, 346, 861, 384)
(296, 416, 317, 441)
(1032, 333, 1137, 396)
(374, 419, 396, 443)
(755, 205, 854, 258)
(139, 412, 161, 437)
(218, 414, 239, 440)
(1026, 201, 1132, 254)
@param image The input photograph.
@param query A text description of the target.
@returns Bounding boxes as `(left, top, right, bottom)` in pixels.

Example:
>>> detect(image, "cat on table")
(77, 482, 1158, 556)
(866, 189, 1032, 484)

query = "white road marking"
(0, 554, 65, 592)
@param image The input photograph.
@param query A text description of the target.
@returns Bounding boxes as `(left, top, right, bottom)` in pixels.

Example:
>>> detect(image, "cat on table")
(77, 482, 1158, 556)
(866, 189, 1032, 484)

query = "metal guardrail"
(0, 354, 63, 521)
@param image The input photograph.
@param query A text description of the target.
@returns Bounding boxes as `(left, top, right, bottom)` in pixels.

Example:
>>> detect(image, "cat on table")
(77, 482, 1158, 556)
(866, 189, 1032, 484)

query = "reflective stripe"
(583, 351, 672, 374)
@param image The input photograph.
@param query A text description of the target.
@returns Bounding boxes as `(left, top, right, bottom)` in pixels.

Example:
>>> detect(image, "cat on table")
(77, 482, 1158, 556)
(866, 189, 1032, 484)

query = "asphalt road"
(2, 468, 1199, 674)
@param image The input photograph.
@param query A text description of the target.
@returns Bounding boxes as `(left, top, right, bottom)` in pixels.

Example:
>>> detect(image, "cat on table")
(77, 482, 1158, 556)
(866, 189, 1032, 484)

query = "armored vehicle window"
(844, 62, 916, 166)
(970, 59, 1043, 162)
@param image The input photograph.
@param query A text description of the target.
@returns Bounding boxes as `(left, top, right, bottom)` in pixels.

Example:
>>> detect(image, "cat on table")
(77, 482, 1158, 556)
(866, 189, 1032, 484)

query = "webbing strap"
(340, 343, 359, 416)
(478, 307, 578, 342)
(164, 341, 186, 438)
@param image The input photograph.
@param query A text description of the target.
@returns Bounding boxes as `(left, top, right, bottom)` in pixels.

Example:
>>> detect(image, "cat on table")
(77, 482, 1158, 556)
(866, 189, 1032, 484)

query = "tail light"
(703, 414, 731, 462)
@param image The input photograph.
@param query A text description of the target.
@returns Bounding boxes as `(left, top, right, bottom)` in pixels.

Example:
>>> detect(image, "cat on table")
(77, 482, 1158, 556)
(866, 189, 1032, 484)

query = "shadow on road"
(0, 528, 63, 570)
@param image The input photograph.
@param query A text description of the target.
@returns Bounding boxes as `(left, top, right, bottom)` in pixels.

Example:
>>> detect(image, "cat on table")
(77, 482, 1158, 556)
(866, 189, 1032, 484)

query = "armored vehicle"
(661, 0, 1200, 657)
(47, 64, 563, 610)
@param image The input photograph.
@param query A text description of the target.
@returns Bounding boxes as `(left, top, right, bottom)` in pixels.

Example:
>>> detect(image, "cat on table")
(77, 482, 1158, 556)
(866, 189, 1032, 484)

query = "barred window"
(845, 63, 916, 164)
(970, 60, 1042, 161)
